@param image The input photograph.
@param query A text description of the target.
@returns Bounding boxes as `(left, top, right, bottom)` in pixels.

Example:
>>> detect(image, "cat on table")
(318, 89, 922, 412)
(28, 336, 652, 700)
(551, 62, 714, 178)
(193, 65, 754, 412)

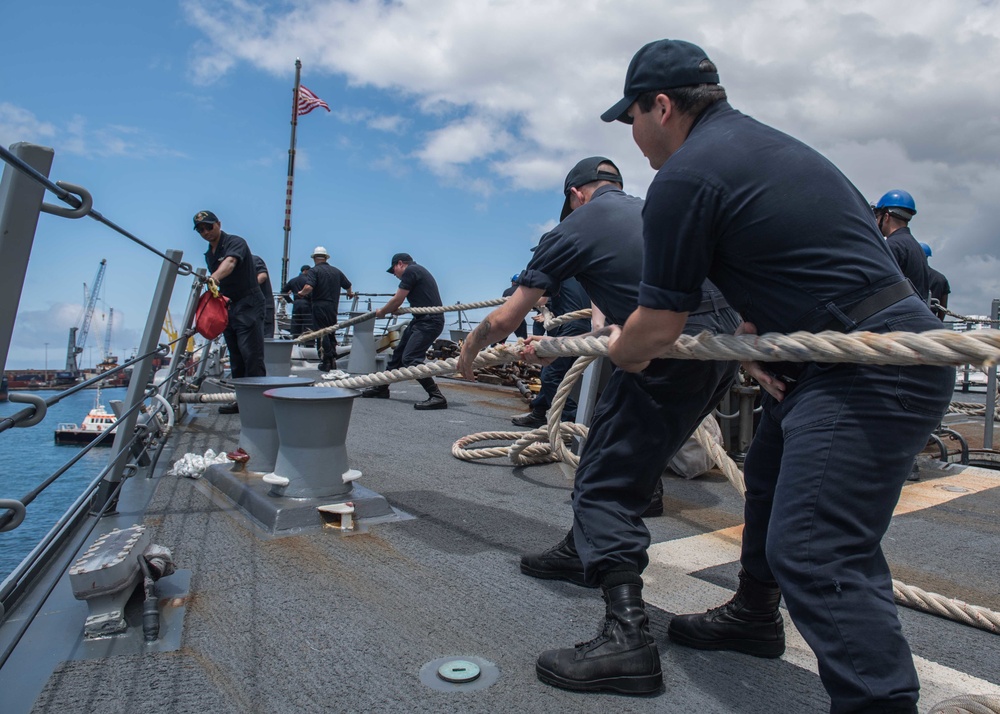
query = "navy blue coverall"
(205, 231, 265, 378)
(640, 99, 953, 714)
(518, 184, 739, 579)
(387, 263, 445, 373)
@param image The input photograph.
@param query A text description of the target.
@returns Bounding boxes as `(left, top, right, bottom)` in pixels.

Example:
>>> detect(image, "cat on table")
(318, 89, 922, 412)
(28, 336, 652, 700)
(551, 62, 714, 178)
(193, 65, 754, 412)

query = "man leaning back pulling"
(601, 39, 952, 714)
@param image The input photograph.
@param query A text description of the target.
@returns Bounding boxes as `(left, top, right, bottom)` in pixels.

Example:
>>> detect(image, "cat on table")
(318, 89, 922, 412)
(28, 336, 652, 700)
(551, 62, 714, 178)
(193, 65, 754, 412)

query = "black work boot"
(536, 579, 663, 695)
(667, 569, 785, 658)
(520, 529, 594, 588)
(641, 478, 664, 518)
(414, 378, 447, 410)
(512, 407, 547, 428)
(361, 385, 390, 399)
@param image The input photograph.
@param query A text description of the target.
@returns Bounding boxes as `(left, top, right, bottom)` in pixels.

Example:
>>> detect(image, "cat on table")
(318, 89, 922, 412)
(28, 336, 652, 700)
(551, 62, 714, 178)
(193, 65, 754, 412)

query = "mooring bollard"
(346, 311, 377, 376)
(263, 338, 295, 377)
(263, 386, 361, 499)
(228, 376, 316, 472)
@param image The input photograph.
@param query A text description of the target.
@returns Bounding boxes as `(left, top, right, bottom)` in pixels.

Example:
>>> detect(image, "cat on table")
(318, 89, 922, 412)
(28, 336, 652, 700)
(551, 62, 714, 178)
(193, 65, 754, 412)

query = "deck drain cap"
(420, 656, 499, 691)
(938, 485, 971, 493)
(437, 660, 480, 683)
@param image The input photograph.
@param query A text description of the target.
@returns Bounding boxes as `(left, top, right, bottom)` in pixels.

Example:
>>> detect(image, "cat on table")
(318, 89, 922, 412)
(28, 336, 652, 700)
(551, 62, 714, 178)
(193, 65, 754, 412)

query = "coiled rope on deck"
(949, 401, 1000, 422)
(928, 695, 1000, 714)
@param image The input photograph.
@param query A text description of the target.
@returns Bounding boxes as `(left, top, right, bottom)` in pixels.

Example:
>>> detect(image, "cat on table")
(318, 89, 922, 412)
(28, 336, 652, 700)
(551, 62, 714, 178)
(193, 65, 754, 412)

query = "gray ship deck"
(6, 374, 1000, 713)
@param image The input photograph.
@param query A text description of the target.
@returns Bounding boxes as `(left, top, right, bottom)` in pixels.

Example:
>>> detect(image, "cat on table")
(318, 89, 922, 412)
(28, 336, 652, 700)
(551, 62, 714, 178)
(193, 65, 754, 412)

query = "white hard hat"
(311, 246, 329, 258)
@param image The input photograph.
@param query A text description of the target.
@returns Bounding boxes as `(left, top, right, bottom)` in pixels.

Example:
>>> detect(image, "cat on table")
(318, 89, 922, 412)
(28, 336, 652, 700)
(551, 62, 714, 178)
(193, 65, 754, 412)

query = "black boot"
(361, 385, 390, 399)
(512, 407, 547, 427)
(414, 378, 447, 410)
(536, 580, 663, 695)
(641, 478, 664, 518)
(667, 569, 785, 658)
(520, 529, 594, 588)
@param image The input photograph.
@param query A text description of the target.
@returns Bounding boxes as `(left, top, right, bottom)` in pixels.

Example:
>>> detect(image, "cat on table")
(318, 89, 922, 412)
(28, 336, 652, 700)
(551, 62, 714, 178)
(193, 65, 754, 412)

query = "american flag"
(297, 85, 330, 116)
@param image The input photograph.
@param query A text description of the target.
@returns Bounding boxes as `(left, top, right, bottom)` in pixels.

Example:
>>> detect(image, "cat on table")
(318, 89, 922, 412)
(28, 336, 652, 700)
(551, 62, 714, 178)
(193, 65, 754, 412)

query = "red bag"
(194, 290, 231, 339)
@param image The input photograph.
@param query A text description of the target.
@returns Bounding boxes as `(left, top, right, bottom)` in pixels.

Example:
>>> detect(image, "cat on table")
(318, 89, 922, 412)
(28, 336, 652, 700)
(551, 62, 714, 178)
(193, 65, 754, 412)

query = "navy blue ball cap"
(387, 252, 413, 273)
(192, 209, 218, 229)
(560, 156, 623, 220)
(601, 39, 719, 123)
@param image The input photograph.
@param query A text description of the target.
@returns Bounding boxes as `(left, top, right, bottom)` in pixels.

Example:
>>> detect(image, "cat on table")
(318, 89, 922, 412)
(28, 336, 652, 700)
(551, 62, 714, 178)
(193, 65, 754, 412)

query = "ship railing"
(0, 142, 221, 660)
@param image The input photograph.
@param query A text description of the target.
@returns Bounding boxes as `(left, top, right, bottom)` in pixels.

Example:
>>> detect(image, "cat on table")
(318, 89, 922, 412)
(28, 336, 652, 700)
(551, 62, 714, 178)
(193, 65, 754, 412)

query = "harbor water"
(0, 387, 127, 580)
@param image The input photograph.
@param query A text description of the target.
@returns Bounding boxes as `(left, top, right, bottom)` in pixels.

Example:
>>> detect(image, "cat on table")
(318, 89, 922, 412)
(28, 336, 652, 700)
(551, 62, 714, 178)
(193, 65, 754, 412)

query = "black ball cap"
(601, 39, 719, 124)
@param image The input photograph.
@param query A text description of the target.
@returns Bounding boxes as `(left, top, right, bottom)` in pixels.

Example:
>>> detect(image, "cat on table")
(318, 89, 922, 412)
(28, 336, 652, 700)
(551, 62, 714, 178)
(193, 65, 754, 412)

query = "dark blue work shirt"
(885, 227, 930, 300)
(548, 276, 592, 334)
(518, 185, 644, 326)
(928, 267, 950, 306)
(306, 263, 352, 307)
(282, 273, 310, 307)
(253, 255, 274, 316)
(398, 263, 444, 324)
(640, 101, 908, 334)
(205, 231, 259, 302)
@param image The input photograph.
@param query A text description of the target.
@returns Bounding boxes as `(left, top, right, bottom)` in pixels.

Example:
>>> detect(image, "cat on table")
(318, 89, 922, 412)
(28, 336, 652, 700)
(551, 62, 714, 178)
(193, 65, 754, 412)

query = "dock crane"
(103, 307, 115, 361)
(65, 259, 106, 376)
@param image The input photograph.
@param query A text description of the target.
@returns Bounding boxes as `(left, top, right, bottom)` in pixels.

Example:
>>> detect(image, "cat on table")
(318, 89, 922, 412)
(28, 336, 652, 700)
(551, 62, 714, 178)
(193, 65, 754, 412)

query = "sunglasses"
(195, 223, 214, 233)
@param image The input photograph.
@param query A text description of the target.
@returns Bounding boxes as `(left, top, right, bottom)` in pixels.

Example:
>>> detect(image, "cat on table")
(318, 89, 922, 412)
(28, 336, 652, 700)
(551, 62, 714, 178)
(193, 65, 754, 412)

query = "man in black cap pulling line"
(457, 156, 739, 696)
(361, 253, 448, 410)
(194, 210, 266, 414)
(600, 39, 952, 713)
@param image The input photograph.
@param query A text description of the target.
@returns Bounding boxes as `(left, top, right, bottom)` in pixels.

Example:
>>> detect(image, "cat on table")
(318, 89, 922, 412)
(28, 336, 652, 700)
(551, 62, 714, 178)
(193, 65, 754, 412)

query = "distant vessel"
(3, 370, 78, 391)
(53, 388, 117, 446)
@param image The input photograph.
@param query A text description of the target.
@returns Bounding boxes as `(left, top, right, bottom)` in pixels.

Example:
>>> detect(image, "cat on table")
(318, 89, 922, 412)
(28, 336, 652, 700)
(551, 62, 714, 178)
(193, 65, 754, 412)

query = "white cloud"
(0, 103, 57, 148)
(180, 0, 1000, 314)
(2, 105, 183, 160)
(5, 303, 141, 371)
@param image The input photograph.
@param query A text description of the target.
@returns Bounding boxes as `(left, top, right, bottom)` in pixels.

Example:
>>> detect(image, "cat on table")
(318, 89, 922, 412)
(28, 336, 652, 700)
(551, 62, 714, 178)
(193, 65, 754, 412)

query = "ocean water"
(0, 387, 127, 581)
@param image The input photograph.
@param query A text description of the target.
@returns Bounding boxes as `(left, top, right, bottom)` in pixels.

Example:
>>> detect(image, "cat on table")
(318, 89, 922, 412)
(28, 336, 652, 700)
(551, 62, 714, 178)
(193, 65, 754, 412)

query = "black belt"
(689, 293, 729, 315)
(820, 280, 915, 332)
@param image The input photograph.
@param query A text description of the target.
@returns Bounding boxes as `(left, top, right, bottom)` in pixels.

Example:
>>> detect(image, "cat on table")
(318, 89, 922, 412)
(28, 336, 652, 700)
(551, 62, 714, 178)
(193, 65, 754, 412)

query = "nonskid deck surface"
(24, 375, 1000, 713)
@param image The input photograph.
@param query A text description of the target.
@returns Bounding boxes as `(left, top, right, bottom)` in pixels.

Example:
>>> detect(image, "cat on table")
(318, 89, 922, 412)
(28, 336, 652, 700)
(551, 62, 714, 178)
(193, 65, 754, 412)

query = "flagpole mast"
(281, 58, 302, 292)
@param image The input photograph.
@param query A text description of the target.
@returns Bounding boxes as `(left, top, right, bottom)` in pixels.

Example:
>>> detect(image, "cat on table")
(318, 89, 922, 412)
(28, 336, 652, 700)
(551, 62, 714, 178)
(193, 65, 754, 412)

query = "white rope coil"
(949, 402, 1000, 422)
(531, 329, 1000, 367)
(893, 581, 1000, 634)
(927, 695, 1000, 714)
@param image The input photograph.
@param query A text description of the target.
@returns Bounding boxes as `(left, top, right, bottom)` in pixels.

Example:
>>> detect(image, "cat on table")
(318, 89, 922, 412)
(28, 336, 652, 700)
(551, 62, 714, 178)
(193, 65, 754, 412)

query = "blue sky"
(2, 0, 999, 369)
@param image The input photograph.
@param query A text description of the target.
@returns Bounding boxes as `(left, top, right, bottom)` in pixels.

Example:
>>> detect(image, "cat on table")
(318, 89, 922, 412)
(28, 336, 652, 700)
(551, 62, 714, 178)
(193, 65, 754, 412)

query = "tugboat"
(53, 387, 117, 446)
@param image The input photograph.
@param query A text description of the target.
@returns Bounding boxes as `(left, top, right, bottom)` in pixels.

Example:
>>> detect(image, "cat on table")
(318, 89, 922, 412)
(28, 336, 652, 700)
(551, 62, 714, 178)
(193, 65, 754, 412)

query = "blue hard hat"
(920, 242, 932, 258)
(875, 189, 916, 217)
(511, 273, 520, 282)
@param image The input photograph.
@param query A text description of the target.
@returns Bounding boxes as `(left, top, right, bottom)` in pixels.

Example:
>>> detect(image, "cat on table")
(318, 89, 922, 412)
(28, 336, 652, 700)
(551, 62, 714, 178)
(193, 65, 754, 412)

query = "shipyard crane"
(65, 259, 106, 375)
(103, 307, 114, 361)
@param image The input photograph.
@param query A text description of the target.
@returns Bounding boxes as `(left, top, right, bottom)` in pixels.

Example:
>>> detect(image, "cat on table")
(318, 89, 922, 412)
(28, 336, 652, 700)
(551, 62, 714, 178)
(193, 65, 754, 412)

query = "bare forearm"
(211, 257, 237, 283)
(609, 307, 686, 367)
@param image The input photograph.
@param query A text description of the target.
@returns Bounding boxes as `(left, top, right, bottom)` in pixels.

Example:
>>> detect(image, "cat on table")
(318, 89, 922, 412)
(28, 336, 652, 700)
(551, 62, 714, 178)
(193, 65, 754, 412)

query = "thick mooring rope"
(295, 298, 506, 344)
(529, 329, 1000, 367)
(949, 401, 1000, 422)
(928, 695, 1000, 714)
